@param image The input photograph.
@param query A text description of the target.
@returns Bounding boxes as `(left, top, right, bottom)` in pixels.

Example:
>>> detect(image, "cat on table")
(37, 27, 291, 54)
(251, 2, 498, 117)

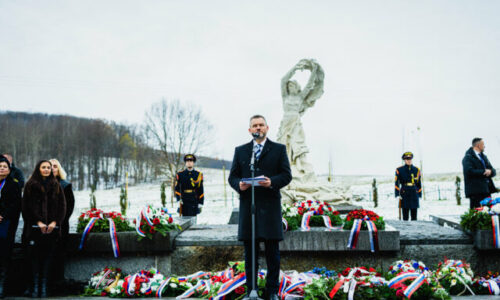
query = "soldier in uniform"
(174, 154, 204, 218)
(394, 152, 422, 221)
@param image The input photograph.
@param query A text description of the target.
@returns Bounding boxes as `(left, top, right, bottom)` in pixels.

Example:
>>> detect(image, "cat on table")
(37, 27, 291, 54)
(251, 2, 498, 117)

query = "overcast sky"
(1, 1, 499, 175)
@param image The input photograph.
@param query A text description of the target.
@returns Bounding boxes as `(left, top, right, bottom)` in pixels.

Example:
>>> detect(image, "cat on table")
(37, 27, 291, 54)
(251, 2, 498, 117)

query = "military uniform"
(174, 167, 204, 217)
(395, 152, 422, 221)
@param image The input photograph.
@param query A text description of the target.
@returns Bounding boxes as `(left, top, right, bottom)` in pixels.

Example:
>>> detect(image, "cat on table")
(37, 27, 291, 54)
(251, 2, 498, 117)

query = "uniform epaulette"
(13, 178, 19, 183)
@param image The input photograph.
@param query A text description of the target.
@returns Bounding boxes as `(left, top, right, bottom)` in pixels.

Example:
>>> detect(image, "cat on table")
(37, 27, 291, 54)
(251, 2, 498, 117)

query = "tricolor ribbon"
(212, 273, 246, 300)
(322, 215, 342, 230)
(176, 280, 205, 299)
(387, 272, 420, 288)
(484, 279, 500, 295)
(403, 273, 426, 299)
(278, 272, 288, 299)
(108, 218, 120, 258)
(492, 215, 500, 249)
(282, 218, 288, 232)
(347, 278, 356, 300)
(347, 219, 363, 250)
(95, 269, 112, 289)
(347, 217, 379, 252)
(79, 217, 99, 251)
(301, 211, 315, 231)
(282, 278, 306, 298)
(155, 277, 171, 298)
(126, 275, 137, 296)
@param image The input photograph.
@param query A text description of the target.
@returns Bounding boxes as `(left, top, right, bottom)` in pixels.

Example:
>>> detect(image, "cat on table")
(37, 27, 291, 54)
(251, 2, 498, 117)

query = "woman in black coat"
(49, 159, 75, 282)
(0, 155, 22, 298)
(22, 160, 66, 298)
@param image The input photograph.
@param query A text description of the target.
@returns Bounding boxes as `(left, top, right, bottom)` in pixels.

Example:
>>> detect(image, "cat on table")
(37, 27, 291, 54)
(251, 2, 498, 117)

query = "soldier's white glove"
(395, 197, 401, 203)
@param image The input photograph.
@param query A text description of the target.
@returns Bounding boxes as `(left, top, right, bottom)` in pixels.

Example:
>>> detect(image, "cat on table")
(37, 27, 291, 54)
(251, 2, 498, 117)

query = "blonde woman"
(49, 159, 75, 283)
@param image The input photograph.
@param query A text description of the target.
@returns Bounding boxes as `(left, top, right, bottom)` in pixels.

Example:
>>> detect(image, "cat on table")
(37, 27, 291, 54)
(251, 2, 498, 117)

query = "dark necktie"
(479, 153, 486, 167)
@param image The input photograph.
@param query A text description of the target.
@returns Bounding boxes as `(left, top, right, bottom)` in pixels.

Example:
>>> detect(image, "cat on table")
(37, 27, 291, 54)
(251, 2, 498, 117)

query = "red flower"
(153, 218, 160, 225)
(149, 228, 155, 233)
(235, 286, 246, 295)
(101, 291, 107, 296)
(168, 217, 173, 223)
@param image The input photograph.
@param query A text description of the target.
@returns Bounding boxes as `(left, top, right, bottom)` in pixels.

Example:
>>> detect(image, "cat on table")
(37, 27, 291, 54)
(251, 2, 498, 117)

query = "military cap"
(184, 154, 196, 162)
(402, 151, 414, 160)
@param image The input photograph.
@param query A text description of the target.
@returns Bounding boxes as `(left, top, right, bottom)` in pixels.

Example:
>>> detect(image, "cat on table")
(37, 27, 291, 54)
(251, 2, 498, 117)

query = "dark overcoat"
(59, 179, 75, 237)
(0, 176, 22, 244)
(228, 139, 292, 241)
(462, 147, 497, 198)
(22, 179, 66, 243)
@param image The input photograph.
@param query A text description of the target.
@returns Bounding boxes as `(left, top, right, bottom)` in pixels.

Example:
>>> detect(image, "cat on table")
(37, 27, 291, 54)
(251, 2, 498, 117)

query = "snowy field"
(71, 168, 500, 230)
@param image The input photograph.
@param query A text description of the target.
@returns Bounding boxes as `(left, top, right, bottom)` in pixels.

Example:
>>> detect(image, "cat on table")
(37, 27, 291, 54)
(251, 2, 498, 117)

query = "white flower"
(451, 279, 457, 286)
(170, 283, 178, 288)
(490, 204, 500, 214)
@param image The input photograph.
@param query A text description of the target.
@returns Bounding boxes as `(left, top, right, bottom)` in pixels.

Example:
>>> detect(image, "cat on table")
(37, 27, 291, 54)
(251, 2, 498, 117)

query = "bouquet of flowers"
(77, 208, 132, 233)
(343, 209, 385, 230)
(282, 200, 342, 231)
(435, 259, 475, 296)
(134, 206, 182, 241)
(387, 260, 428, 276)
(472, 271, 500, 295)
(83, 267, 123, 297)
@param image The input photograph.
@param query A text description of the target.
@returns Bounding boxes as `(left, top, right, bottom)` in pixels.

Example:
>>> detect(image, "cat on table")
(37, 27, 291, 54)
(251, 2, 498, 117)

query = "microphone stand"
(244, 138, 263, 300)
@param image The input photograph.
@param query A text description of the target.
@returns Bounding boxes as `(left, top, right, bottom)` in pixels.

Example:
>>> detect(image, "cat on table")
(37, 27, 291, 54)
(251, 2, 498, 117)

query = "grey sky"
(1, 1, 499, 175)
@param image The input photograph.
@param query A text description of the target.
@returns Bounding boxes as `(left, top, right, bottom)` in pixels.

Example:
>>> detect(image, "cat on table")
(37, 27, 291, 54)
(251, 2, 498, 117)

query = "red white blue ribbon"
(142, 206, 155, 226)
(176, 280, 205, 299)
(403, 273, 426, 298)
(212, 273, 246, 300)
(79, 217, 99, 250)
(365, 219, 379, 252)
(492, 215, 500, 249)
(387, 272, 420, 288)
(278, 272, 288, 299)
(155, 277, 171, 298)
(126, 275, 137, 296)
(282, 278, 306, 298)
(108, 218, 120, 258)
(301, 211, 314, 231)
(135, 214, 146, 237)
(282, 218, 288, 232)
(347, 219, 363, 250)
(95, 269, 112, 289)
(484, 279, 500, 295)
(187, 271, 210, 281)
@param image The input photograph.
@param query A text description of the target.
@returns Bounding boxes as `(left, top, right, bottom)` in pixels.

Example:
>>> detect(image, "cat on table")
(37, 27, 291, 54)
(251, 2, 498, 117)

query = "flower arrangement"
(435, 259, 475, 296)
(282, 200, 342, 231)
(471, 271, 500, 295)
(83, 267, 122, 297)
(387, 260, 428, 276)
(343, 209, 385, 230)
(134, 206, 181, 241)
(77, 208, 132, 233)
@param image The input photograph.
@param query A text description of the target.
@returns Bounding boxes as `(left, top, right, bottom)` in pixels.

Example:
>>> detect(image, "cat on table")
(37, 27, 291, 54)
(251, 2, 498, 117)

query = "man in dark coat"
(462, 137, 497, 209)
(228, 115, 292, 300)
(174, 154, 204, 217)
(394, 152, 422, 221)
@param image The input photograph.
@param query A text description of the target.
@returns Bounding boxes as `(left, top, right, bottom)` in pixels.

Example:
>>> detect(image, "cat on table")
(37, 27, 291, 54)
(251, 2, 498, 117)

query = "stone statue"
(277, 59, 349, 204)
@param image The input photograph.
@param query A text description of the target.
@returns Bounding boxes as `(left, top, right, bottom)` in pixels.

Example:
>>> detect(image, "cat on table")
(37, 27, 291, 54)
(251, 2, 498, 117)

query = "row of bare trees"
(0, 99, 216, 190)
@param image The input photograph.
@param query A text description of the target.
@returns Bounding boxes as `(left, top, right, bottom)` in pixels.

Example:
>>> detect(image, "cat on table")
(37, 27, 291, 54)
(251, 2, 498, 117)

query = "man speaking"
(228, 115, 292, 300)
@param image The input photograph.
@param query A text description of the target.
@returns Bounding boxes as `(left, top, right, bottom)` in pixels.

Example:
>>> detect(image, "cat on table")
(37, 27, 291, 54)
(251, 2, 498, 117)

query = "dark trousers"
(469, 194, 491, 209)
(243, 239, 280, 295)
(27, 230, 58, 282)
(402, 208, 417, 221)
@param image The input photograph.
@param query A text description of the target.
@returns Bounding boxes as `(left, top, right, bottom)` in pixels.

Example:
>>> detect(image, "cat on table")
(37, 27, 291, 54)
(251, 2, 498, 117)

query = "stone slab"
(175, 224, 242, 246)
(430, 214, 464, 231)
(228, 208, 239, 224)
(386, 220, 472, 245)
(332, 204, 363, 214)
(279, 225, 399, 251)
(474, 230, 499, 250)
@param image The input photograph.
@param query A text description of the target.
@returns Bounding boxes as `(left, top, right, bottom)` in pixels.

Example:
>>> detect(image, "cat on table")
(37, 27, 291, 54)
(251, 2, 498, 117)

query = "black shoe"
(40, 278, 48, 298)
(0, 269, 5, 299)
(31, 274, 39, 298)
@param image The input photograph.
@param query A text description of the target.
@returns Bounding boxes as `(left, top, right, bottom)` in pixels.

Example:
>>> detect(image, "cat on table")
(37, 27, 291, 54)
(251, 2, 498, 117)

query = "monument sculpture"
(277, 59, 350, 203)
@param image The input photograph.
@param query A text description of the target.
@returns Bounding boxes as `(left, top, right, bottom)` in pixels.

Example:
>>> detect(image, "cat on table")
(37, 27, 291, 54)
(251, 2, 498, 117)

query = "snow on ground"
(71, 168, 500, 231)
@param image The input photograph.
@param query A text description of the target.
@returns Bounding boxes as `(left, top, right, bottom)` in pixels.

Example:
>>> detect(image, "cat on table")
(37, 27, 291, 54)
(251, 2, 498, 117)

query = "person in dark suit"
(462, 137, 497, 209)
(174, 154, 204, 218)
(228, 115, 292, 300)
(0, 155, 22, 298)
(394, 152, 422, 221)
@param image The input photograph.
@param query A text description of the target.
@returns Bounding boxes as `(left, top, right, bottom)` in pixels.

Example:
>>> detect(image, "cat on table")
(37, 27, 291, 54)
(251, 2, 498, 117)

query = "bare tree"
(143, 99, 213, 183)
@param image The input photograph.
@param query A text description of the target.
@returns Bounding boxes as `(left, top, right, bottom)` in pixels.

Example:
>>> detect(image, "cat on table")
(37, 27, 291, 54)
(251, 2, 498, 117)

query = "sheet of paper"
(241, 175, 266, 186)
